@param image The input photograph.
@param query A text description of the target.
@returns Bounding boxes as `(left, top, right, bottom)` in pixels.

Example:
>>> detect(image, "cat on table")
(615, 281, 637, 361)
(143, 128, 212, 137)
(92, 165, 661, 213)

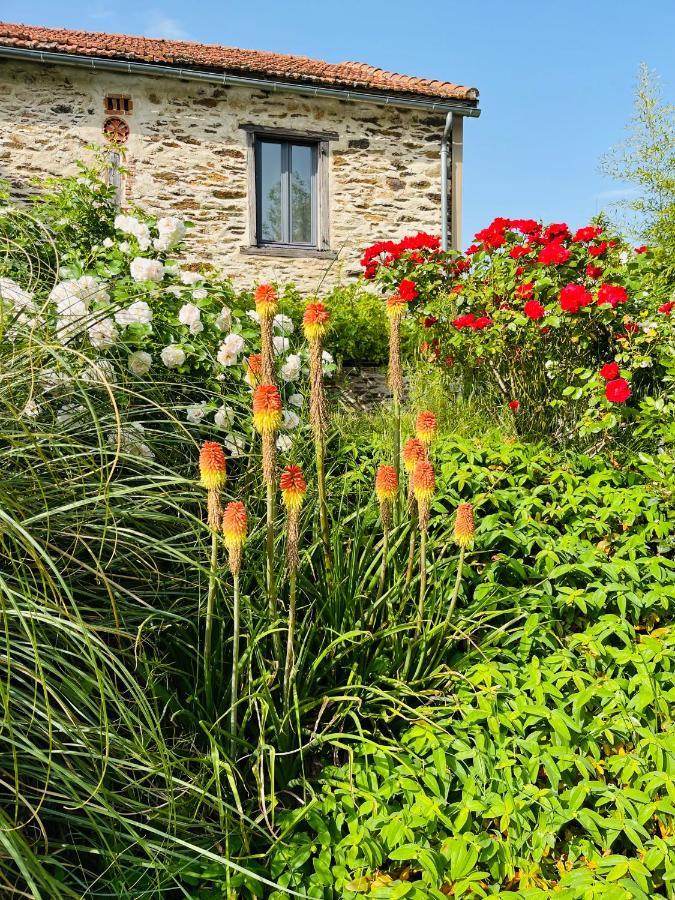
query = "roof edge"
(0, 44, 481, 114)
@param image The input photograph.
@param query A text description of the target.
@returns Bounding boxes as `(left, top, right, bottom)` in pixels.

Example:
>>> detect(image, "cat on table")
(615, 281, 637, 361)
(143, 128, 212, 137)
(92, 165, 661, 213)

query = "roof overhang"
(0, 45, 481, 116)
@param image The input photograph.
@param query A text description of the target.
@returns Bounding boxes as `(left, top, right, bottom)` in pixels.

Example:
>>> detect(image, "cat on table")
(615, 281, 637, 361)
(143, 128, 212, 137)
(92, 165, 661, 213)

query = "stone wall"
(0, 59, 450, 291)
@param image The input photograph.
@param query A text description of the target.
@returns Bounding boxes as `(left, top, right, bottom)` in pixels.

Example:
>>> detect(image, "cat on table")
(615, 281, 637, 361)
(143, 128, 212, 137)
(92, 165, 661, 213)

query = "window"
(256, 138, 317, 246)
(241, 125, 336, 257)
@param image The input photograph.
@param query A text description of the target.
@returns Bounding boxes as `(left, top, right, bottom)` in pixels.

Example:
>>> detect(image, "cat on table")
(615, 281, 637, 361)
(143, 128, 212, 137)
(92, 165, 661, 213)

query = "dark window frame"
(241, 125, 334, 258)
(254, 137, 318, 248)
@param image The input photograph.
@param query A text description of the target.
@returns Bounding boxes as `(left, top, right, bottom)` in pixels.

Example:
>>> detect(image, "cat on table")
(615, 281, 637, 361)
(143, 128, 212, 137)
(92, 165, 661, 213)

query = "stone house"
(0, 23, 480, 289)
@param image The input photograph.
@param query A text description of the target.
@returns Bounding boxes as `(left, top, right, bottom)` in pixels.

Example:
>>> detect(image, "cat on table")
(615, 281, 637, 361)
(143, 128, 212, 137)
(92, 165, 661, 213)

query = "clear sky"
(3, 0, 674, 246)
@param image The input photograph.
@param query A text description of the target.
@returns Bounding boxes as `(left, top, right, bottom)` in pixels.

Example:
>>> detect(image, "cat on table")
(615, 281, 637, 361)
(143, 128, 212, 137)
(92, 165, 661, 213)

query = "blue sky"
(4, 0, 675, 246)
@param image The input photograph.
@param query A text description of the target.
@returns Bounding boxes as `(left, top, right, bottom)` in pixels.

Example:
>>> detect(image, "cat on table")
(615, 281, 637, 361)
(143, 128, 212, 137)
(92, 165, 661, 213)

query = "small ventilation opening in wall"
(104, 95, 133, 114)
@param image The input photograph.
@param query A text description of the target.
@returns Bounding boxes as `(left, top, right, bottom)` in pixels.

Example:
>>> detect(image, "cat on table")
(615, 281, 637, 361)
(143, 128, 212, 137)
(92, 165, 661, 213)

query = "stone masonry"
(0, 60, 451, 291)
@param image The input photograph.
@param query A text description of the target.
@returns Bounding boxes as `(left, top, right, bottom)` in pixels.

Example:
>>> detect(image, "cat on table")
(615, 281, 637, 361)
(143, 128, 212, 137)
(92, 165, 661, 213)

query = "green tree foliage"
(601, 65, 675, 280)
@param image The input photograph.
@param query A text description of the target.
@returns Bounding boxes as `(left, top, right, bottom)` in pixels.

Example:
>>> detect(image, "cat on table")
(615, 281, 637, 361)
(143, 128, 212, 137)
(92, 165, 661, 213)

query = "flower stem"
(230, 571, 241, 750)
(446, 545, 465, 626)
(283, 567, 297, 710)
(416, 528, 427, 635)
(266, 480, 280, 658)
(405, 500, 417, 588)
(204, 529, 219, 710)
(316, 435, 332, 572)
(377, 526, 389, 600)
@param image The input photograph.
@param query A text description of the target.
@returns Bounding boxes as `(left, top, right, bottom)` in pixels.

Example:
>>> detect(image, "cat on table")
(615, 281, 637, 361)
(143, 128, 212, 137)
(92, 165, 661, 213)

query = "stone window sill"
(240, 245, 338, 260)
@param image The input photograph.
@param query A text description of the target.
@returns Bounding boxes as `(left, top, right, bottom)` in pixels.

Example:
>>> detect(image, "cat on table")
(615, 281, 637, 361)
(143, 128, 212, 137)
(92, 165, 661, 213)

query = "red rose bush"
(361, 217, 674, 443)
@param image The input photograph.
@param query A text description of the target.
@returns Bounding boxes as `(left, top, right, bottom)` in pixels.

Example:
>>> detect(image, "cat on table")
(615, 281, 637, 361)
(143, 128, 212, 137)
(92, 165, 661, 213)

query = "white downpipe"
(440, 112, 453, 251)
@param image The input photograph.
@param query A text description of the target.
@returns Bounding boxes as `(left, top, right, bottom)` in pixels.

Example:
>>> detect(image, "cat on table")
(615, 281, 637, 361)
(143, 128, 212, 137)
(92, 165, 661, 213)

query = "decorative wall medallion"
(103, 116, 130, 144)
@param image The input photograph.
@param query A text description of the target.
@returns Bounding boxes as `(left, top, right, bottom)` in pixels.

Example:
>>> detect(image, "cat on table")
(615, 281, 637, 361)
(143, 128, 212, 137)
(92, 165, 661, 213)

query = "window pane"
(259, 142, 283, 242)
(290, 144, 314, 244)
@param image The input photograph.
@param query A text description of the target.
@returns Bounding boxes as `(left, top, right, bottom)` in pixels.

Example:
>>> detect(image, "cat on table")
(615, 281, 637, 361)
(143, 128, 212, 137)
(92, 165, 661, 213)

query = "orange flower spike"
(412, 459, 435, 503)
(416, 411, 438, 448)
(223, 501, 247, 550)
(375, 465, 398, 504)
(254, 284, 278, 320)
(402, 437, 426, 472)
(454, 502, 475, 548)
(252, 383, 283, 434)
(280, 464, 307, 512)
(199, 441, 227, 491)
(386, 294, 408, 319)
(303, 301, 331, 341)
(245, 352, 263, 387)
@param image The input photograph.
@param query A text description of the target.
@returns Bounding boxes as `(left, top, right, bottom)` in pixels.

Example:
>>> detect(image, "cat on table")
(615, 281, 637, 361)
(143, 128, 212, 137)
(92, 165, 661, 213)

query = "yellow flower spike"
(454, 502, 475, 547)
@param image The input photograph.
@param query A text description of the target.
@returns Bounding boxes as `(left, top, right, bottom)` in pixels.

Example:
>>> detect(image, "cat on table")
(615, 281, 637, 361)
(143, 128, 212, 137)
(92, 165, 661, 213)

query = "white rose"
(154, 216, 186, 251)
(0, 277, 34, 310)
(115, 300, 153, 327)
(130, 257, 164, 283)
(280, 353, 301, 382)
(186, 402, 207, 424)
(247, 309, 260, 324)
(288, 393, 304, 408)
(50, 280, 87, 317)
(217, 333, 245, 366)
(619, 250, 630, 265)
(192, 288, 208, 300)
(214, 405, 235, 428)
(108, 422, 155, 460)
(322, 351, 334, 365)
(273, 335, 290, 355)
(215, 306, 232, 332)
(282, 409, 300, 430)
(119, 241, 131, 253)
(88, 317, 118, 349)
(77, 275, 109, 305)
(180, 270, 204, 286)
(217, 349, 239, 367)
(82, 359, 116, 385)
(276, 434, 293, 453)
(273, 313, 294, 334)
(128, 350, 152, 377)
(178, 302, 203, 335)
(224, 432, 246, 457)
(102, 237, 114, 248)
(160, 344, 186, 368)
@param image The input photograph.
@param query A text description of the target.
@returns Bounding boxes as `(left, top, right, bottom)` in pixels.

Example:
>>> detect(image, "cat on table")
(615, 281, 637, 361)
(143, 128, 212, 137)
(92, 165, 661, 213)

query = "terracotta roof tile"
(0, 22, 479, 105)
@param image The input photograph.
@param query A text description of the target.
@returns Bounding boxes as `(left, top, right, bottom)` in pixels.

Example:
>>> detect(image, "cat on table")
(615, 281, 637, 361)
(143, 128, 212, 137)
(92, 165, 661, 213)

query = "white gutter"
(0, 45, 481, 115)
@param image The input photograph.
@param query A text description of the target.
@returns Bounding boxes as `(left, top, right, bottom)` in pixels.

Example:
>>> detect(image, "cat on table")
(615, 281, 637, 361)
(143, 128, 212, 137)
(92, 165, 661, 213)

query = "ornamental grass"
(447, 502, 475, 625)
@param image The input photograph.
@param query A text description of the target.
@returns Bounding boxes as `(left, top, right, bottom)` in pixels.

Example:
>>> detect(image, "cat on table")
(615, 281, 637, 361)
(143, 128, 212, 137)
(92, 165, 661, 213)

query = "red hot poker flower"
(403, 437, 426, 472)
(412, 459, 435, 502)
(416, 411, 438, 447)
(303, 302, 331, 340)
(454, 502, 475, 547)
(199, 441, 227, 491)
(254, 284, 278, 319)
(599, 361, 620, 381)
(252, 384, 283, 433)
(605, 378, 631, 404)
(375, 464, 398, 503)
(280, 464, 307, 511)
(223, 501, 247, 548)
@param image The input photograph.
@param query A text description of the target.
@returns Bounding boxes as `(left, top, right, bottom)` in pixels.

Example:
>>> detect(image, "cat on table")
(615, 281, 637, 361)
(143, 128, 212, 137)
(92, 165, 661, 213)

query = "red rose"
(508, 400, 520, 410)
(510, 219, 540, 235)
(540, 326, 551, 334)
(538, 240, 571, 265)
(543, 223, 570, 242)
(398, 279, 418, 302)
(559, 283, 593, 313)
(466, 244, 480, 255)
(658, 301, 674, 316)
(585, 264, 603, 280)
(471, 316, 492, 330)
(515, 266, 525, 277)
(424, 315, 439, 328)
(523, 299, 546, 320)
(605, 378, 631, 403)
(588, 241, 608, 258)
(572, 225, 603, 243)
(515, 282, 534, 299)
(597, 284, 628, 308)
(509, 245, 531, 259)
(599, 361, 620, 380)
(634, 245, 649, 254)
(624, 322, 639, 334)
(453, 313, 476, 329)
